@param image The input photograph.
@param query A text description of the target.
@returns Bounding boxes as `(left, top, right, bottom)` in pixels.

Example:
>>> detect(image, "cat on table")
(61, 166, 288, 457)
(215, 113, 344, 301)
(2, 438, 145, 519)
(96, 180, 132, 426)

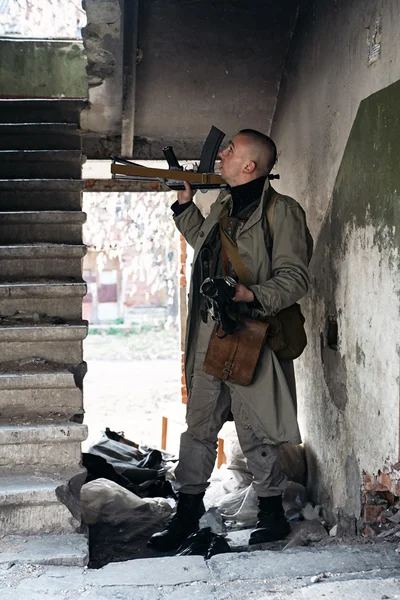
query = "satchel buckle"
(222, 360, 234, 380)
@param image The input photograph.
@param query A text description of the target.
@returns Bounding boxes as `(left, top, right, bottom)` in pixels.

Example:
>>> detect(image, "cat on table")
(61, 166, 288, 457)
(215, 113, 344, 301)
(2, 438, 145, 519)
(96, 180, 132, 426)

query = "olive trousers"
(175, 320, 287, 497)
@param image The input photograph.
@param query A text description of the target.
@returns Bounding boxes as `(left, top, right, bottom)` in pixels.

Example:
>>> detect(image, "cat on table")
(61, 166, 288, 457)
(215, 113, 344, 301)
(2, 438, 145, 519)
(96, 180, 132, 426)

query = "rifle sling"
(218, 191, 279, 287)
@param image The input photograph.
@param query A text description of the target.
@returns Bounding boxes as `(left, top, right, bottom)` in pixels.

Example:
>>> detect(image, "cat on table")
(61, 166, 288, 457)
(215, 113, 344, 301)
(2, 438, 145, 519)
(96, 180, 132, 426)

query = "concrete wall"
(271, 0, 400, 525)
(134, 0, 298, 157)
(0, 39, 87, 98)
(80, 0, 123, 154)
(80, 0, 299, 159)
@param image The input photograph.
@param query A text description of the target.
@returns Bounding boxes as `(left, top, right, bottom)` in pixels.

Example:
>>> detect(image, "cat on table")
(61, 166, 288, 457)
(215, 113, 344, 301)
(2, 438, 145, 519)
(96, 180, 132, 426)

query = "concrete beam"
(121, 0, 139, 157)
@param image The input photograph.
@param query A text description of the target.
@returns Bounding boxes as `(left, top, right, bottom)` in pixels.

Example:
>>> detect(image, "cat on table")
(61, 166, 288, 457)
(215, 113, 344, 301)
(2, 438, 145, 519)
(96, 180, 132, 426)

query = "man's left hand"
(233, 284, 254, 303)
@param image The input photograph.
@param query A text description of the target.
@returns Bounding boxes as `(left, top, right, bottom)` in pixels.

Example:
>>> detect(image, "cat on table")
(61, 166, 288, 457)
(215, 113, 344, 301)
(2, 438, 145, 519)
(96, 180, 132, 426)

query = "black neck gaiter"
(229, 176, 267, 217)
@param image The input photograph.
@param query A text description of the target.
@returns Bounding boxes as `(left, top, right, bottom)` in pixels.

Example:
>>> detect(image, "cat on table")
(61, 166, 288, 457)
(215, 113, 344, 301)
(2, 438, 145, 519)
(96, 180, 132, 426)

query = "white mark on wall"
(335, 222, 399, 473)
(367, 16, 382, 65)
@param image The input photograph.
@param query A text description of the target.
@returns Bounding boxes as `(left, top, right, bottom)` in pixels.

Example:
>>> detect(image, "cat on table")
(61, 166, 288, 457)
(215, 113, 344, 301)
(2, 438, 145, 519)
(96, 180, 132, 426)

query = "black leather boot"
(249, 495, 290, 545)
(148, 491, 205, 552)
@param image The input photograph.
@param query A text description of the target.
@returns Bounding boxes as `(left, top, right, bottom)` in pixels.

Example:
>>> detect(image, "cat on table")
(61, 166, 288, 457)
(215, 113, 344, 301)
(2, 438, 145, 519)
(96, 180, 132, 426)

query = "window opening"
(0, 0, 86, 39)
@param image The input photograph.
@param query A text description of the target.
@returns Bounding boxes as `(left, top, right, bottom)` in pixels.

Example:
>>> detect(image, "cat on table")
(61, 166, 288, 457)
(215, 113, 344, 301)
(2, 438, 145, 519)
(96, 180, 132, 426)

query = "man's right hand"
(177, 181, 194, 205)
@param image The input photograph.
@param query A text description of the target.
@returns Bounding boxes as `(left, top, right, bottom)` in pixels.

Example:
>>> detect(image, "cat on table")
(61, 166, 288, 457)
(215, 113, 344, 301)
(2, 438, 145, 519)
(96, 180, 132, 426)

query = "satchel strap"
(219, 191, 279, 287)
(266, 191, 278, 237)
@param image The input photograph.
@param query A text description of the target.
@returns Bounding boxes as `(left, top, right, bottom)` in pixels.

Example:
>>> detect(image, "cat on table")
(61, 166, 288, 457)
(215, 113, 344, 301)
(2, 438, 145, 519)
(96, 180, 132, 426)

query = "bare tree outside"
(0, 0, 86, 38)
(83, 191, 179, 324)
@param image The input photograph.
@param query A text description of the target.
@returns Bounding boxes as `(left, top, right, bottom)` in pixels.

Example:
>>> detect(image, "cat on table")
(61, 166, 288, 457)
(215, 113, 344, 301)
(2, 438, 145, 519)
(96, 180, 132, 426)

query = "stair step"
(0, 278, 86, 298)
(0, 321, 87, 341)
(0, 365, 83, 420)
(0, 321, 87, 364)
(0, 150, 82, 179)
(0, 244, 86, 278)
(0, 211, 85, 224)
(0, 533, 88, 566)
(0, 366, 78, 389)
(0, 211, 86, 244)
(0, 179, 82, 211)
(0, 123, 81, 150)
(0, 472, 86, 535)
(0, 99, 86, 125)
(0, 279, 86, 320)
(0, 423, 88, 473)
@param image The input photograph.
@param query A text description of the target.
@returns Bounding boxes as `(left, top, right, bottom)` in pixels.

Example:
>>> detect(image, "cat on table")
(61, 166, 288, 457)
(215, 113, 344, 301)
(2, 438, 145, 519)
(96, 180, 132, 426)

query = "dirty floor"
(1, 542, 400, 599)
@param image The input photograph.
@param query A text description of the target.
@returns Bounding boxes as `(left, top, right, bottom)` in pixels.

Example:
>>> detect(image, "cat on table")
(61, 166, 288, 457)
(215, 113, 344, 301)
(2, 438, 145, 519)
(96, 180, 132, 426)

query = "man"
(149, 129, 313, 551)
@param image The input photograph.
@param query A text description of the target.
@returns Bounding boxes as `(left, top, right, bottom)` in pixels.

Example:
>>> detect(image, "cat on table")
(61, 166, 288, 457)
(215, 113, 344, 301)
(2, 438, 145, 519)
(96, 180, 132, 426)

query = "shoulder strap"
(266, 191, 279, 236)
(219, 191, 280, 287)
(219, 220, 253, 287)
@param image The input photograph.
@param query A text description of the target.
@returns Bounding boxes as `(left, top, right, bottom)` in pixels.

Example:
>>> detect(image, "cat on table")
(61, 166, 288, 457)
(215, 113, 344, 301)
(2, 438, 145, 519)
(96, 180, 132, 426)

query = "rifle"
(111, 126, 279, 191)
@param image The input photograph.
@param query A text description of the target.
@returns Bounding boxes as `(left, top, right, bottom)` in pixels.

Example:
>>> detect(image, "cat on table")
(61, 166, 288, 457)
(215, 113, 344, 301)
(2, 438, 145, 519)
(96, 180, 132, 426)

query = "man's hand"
(233, 283, 254, 303)
(177, 181, 194, 205)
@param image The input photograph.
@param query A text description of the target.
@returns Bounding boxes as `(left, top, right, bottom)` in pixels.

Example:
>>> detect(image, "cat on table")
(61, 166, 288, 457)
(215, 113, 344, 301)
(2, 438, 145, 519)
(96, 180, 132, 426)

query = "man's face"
(218, 134, 251, 186)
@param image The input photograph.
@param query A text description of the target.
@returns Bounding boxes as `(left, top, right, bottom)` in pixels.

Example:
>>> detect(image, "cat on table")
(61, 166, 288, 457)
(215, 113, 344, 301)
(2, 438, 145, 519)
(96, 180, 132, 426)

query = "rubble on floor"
(81, 428, 333, 568)
(361, 465, 400, 546)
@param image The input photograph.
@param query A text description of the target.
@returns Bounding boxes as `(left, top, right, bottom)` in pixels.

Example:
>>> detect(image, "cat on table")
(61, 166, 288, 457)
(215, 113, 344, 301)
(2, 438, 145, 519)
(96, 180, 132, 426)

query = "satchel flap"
(204, 318, 269, 386)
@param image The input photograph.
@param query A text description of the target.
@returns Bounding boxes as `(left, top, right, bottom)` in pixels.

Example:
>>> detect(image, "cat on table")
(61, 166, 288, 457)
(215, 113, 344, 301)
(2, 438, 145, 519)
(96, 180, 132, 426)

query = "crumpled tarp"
(176, 527, 231, 559)
(81, 478, 174, 535)
(83, 428, 177, 497)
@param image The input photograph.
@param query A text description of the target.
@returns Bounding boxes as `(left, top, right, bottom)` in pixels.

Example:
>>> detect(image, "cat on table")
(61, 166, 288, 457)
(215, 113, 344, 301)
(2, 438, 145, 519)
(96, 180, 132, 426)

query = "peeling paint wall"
(271, 0, 400, 525)
(80, 0, 123, 150)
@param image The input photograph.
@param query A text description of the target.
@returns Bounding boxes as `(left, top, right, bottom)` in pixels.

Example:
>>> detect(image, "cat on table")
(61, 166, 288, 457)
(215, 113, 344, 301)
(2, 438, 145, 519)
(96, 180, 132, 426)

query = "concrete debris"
(302, 502, 321, 521)
(377, 524, 400, 539)
(329, 525, 338, 537)
(310, 572, 328, 583)
(388, 511, 400, 524)
(283, 520, 329, 550)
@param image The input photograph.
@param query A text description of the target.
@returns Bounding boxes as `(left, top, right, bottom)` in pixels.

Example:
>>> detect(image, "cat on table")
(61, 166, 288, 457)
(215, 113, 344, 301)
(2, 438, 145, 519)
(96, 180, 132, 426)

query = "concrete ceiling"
(133, 0, 300, 158)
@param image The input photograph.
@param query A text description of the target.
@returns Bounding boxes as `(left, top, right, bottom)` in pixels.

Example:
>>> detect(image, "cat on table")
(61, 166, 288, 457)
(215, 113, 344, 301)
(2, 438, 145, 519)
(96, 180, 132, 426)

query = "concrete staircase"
(0, 100, 88, 565)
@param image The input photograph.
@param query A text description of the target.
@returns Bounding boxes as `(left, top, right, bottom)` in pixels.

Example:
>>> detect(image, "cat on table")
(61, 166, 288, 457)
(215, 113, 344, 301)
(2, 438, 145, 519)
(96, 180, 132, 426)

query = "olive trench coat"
(174, 179, 312, 446)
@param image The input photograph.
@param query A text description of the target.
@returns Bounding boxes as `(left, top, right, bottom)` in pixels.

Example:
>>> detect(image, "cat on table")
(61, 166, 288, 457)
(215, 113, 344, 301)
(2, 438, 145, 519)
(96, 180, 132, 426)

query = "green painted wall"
(0, 39, 87, 98)
(270, 0, 400, 526)
(332, 80, 400, 253)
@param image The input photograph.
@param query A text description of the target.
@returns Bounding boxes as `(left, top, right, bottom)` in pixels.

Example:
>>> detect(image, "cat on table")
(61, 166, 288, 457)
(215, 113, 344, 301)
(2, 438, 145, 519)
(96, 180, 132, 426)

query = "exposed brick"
(363, 473, 372, 487)
(365, 482, 388, 493)
(380, 491, 396, 505)
(363, 505, 386, 523)
(361, 524, 377, 537)
(379, 472, 393, 491)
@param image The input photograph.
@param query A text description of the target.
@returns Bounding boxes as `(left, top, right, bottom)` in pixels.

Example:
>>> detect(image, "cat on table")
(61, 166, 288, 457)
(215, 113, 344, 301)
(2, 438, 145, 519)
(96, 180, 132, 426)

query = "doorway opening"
(82, 184, 181, 453)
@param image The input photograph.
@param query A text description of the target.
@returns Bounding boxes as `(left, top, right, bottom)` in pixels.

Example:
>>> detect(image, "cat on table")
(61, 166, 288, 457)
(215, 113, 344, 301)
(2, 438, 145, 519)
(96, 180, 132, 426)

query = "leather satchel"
(203, 317, 269, 386)
(217, 192, 307, 361)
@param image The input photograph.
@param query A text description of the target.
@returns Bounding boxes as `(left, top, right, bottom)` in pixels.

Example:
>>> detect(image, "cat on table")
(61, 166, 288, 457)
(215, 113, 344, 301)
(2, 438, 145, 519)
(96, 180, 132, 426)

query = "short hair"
(239, 129, 277, 173)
